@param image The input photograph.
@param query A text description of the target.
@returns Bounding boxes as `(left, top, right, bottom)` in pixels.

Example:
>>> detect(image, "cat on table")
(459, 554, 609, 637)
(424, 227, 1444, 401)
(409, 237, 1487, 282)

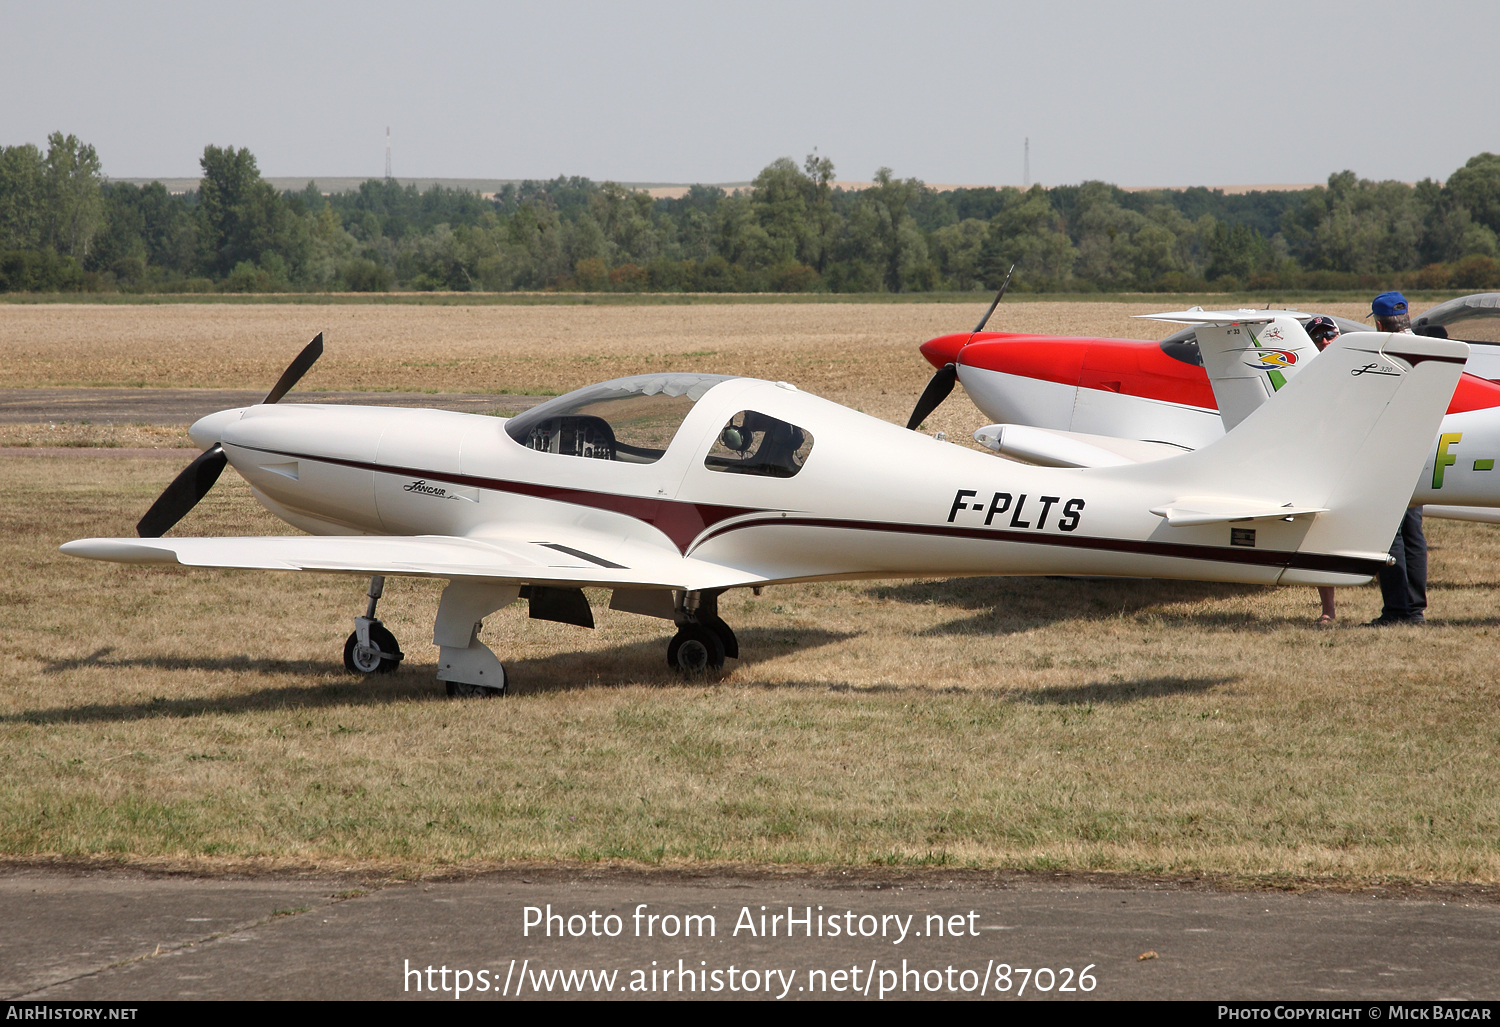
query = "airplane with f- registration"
(62, 328, 1465, 696)
(910, 294, 1500, 522)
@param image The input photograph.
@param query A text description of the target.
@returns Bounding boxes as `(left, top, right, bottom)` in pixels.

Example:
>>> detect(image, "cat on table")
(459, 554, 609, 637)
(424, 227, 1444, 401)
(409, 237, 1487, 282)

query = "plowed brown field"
(0, 299, 1377, 444)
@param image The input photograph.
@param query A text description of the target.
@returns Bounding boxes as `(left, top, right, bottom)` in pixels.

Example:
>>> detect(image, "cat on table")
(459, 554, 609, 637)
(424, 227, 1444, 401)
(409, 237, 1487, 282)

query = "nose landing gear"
(344, 575, 404, 675)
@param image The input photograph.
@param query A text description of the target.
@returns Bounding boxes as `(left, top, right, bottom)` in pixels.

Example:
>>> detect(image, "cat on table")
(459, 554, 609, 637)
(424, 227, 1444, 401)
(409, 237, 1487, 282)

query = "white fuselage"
(204, 377, 1369, 588)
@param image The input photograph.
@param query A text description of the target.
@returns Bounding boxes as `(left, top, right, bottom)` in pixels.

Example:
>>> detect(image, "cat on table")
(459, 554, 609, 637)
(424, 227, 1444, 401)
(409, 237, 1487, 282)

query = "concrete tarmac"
(0, 388, 551, 425)
(6, 869, 1499, 1001)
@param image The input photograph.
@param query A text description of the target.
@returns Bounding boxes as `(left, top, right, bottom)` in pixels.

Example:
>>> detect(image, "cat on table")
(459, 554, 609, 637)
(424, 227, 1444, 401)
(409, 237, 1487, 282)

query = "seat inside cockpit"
(703, 410, 814, 478)
(504, 373, 735, 464)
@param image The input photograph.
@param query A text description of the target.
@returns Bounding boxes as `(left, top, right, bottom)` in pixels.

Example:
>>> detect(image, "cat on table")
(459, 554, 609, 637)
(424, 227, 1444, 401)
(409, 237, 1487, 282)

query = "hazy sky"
(3, 0, 1496, 188)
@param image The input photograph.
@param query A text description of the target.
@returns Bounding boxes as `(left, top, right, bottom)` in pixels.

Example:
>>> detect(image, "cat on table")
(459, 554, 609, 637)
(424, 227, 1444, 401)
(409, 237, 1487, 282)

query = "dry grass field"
(1, 300, 1496, 883)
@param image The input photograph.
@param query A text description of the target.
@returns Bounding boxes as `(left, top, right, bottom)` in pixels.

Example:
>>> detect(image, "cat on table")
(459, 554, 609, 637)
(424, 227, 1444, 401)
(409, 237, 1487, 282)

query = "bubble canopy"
(504, 373, 738, 464)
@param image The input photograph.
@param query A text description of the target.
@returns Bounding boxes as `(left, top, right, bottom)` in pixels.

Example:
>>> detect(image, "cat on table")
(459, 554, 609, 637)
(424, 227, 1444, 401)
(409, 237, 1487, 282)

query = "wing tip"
(60, 538, 181, 564)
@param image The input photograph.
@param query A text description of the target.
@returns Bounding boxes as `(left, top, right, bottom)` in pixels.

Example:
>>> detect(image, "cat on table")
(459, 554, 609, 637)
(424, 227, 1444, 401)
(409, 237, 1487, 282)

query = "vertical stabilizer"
(1194, 315, 1318, 430)
(1136, 310, 1321, 431)
(1109, 330, 1467, 578)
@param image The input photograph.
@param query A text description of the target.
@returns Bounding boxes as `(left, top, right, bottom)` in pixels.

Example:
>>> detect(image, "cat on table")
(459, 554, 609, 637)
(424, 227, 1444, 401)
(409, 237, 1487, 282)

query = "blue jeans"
(1378, 507, 1427, 620)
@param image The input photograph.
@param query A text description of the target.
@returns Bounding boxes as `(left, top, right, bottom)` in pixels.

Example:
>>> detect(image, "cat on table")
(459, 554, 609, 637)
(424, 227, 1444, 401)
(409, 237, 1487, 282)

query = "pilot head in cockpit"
(1305, 315, 1340, 352)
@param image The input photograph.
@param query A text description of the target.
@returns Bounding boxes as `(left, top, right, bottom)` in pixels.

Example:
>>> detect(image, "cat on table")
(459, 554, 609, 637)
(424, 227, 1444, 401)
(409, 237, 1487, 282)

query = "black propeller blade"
(136, 334, 324, 538)
(137, 444, 227, 538)
(905, 363, 957, 431)
(973, 262, 1017, 333)
(262, 332, 324, 404)
(904, 264, 1018, 431)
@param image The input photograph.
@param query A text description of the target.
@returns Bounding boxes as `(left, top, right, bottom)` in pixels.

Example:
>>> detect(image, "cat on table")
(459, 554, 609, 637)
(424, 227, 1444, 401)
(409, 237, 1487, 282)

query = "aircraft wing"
(60, 532, 765, 592)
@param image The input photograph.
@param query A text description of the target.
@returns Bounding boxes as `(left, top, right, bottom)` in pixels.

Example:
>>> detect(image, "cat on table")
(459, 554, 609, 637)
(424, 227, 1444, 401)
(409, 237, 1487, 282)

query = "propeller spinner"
(136, 333, 324, 538)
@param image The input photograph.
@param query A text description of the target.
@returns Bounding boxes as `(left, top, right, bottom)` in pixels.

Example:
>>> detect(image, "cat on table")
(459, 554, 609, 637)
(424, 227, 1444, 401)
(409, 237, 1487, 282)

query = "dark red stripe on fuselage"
(694, 516, 1386, 577)
(236, 445, 1386, 579)
(236, 445, 762, 554)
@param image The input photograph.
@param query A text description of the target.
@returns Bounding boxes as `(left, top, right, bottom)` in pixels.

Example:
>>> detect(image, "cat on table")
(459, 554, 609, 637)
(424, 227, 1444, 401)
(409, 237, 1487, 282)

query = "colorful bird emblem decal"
(1244, 349, 1298, 371)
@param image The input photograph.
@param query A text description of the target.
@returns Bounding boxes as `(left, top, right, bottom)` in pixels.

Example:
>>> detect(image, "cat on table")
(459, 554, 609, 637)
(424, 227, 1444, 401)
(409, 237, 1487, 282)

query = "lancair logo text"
(403, 479, 456, 499)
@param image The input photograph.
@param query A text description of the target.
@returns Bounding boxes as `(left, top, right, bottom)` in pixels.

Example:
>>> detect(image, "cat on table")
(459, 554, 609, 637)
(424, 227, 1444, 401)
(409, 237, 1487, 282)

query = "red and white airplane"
(62, 330, 1463, 695)
(911, 293, 1500, 523)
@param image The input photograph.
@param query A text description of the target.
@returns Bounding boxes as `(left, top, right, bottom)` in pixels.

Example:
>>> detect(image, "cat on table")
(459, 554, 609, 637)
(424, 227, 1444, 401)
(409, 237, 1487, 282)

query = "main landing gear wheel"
(343, 625, 403, 675)
(700, 615, 738, 660)
(446, 669, 507, 698)
(667, 624, 726, 675)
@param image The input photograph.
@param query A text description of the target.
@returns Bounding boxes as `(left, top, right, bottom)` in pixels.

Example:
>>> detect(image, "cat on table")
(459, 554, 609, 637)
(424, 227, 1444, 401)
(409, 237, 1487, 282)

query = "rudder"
(1114, 330, 1466, 578)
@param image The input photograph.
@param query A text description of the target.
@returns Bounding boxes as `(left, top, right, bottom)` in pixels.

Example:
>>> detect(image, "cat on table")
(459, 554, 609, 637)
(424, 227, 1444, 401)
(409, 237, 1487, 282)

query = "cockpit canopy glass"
(504, 373, 736, 464)
(704, 411, 814, 478)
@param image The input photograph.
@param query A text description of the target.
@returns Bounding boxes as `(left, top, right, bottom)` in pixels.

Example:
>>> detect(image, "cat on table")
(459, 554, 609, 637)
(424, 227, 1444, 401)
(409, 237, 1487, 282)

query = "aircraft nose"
(956, 336, 1089, 386)
(189, 407, 249, 449)
(919, 333, 971, 369)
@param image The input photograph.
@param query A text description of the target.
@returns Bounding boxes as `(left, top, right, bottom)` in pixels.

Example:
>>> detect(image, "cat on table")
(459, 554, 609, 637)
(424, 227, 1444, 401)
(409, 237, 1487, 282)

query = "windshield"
(505, 373, 736, 464)
(1414, 293, 1500, 342)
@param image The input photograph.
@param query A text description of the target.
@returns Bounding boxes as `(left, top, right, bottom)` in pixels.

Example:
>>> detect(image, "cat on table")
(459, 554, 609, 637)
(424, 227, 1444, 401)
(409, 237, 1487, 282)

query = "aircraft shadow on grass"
(1014, 675, 1236, 705)
(1402, 615, 1500, 628)
(817, 674, 1237, 704)
(19, 643, 1231, 725)
(504, 627, 857, 697)
(1428, 577, 1500, 596)
(13, 670, 428, 725)
(867, 576, 1322, 636)
(20, 628, 856, 724)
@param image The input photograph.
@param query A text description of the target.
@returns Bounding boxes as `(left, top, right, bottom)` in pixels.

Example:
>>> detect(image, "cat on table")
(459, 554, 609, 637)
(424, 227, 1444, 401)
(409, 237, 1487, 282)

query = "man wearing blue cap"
(1369, 291, 1428, 626)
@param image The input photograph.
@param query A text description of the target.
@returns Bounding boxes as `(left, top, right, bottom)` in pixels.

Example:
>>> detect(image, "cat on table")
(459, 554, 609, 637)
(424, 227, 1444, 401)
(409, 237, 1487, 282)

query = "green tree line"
(3, 134, 1498, 294)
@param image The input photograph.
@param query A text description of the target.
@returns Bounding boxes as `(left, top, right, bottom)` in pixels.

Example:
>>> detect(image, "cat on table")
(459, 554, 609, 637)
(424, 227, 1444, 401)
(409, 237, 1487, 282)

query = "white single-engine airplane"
(63, 330, 1465, 696)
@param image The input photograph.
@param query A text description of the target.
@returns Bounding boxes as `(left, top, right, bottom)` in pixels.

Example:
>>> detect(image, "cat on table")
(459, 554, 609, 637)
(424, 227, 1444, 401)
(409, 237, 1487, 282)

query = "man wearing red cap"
(1369, 292, 1428, 626)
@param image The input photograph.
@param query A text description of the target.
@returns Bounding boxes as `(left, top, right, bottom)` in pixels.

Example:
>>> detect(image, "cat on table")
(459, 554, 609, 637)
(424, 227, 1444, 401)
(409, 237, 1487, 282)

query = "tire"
(343, 625, 403, 675)
(667, 625, 725, 674)
(700, 615, 738, 660)
(445, 672, 507, 698)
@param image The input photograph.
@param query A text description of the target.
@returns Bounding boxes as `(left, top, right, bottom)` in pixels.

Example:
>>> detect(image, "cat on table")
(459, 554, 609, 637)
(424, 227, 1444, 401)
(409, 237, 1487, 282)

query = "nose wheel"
(344, 624, 403, 674)
(344, 575, 404, 675)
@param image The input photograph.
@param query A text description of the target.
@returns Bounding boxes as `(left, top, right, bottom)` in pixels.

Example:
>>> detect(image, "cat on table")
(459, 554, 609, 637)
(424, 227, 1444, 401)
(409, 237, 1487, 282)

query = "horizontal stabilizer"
(1135, 309, 1317, 326)
(1148, 496, 1329, 527)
